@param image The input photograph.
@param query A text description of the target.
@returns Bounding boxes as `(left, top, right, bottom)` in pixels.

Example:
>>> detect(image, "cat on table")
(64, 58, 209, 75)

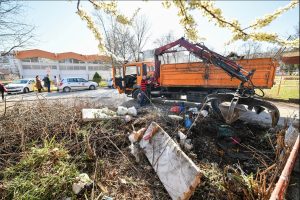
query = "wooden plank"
(139, 122, 201, 200)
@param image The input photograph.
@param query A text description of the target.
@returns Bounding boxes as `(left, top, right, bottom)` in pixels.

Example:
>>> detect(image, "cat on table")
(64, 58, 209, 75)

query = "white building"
(1, 49, 112, 80)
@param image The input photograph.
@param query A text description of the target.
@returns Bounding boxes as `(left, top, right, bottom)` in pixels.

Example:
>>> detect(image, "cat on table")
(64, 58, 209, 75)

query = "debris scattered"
(82, 108, 117, 121)
(284, 119, 299, 147)
(117, 106, 128, 115)
(72, 173, 93, 195)
(127, 106, 137, 116)
(124, 114, 132, 123)
(0, 98, 298, 200)
(168, 114, 183, 121)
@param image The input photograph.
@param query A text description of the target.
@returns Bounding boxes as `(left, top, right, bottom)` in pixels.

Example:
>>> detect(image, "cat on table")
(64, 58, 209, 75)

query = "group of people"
(35, 75, 60, 93)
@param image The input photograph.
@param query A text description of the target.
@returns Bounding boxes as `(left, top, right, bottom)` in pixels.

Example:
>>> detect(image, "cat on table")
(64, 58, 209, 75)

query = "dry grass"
(0, 98, 293, 200)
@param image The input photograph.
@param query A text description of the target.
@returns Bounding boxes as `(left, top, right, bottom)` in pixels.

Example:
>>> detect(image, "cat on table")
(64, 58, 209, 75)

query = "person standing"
(35, 75, 42, 93)
(43, 74, 51, 92)
(0, 81, 7, 101)
(54, 75, 60, 91)
(139, 75, 149, 106)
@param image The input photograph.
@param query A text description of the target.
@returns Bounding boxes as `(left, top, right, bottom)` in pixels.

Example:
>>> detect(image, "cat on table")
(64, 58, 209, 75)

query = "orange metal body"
(160, 58, 278, 89)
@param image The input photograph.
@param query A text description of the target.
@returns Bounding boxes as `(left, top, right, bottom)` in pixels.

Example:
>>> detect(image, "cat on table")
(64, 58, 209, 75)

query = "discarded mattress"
(139, 122, 201, 200)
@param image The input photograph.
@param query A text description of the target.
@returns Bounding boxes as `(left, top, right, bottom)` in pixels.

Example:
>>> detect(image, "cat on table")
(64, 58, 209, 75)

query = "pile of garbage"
(0, 99, 298, 200)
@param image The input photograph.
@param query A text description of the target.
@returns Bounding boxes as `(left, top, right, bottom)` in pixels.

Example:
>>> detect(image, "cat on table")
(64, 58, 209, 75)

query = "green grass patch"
(3, 140, 79, 200)
(261, 79, 299, 100)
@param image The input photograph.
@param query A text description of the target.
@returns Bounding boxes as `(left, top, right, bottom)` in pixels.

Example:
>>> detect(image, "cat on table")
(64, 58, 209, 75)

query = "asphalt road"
(3, 88, 120, 102)
(1, 88, 299, 123)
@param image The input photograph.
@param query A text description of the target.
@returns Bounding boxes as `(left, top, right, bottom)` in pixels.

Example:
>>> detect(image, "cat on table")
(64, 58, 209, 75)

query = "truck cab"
(113, 61, 155, 98)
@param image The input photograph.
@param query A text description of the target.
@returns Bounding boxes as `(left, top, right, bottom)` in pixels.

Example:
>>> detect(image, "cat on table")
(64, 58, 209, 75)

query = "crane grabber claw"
(206, 93, 280, 127)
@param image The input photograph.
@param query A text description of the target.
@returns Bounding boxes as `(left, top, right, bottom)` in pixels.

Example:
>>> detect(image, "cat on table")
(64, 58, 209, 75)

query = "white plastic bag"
(285, 122, 299, 147)
(117, 106, 128, 115)
(128, 106, 137, 116)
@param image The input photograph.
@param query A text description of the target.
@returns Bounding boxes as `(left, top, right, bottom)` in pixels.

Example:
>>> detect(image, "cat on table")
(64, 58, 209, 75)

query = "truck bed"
(160, 58, 277, 89)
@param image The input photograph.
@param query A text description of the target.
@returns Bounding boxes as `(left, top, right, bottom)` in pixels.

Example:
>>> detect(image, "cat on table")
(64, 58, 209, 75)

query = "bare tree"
(0, 0, 35, 55)
(94, 11, 151, 65)
(153, 31, 177, 63)
(129, 15, 151, 61)
(237, 41, 263, 59)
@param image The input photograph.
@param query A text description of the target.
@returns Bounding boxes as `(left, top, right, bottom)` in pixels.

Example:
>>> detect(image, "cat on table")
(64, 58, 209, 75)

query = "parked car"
(59, 77, 98, 92)
(6, 79, 35, 94)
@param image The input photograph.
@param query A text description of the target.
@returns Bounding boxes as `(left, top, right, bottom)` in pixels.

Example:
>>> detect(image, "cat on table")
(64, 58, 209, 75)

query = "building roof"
(281, 50, 299, 65)
(15, 49, 110, 62)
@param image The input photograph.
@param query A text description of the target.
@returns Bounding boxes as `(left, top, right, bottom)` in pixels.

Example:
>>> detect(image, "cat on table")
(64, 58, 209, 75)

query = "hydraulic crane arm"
(154, 37, 255, 87)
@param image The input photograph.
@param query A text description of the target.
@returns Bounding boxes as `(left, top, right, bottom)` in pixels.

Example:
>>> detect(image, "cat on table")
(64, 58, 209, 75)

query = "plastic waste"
(184, 115, 192, 128)
(124, 115, 132, 123)
(285, 121, 299, 147)
(188, 107, 198, 114)
(168, 115, 183, 121)
(179, 102, 185, 112)
(72, 173, 93, 195)
(170, 105, 181, 114)
(117, 106, 128, 115)
(200, 110, 208, 117)
(128, 106, 137, 116)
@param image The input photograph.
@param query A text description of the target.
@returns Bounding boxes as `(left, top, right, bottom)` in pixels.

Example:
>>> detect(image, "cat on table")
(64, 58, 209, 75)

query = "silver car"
(59, 77, 98, 92)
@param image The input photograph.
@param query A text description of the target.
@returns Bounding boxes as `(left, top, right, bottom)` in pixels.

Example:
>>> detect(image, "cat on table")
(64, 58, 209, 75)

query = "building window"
(51, 66, 57, 69)
(32, 65, 41, 70)
(59, 59, 72, 63)
(60, 66, 67, 70)
(21, 58, 31, 62)
(67, 66, 74, 70)
(88, 66, 95, 71)
(72, 59, 85, 64)
(38, 58, 56, 63)
(22, 65, 32, 69)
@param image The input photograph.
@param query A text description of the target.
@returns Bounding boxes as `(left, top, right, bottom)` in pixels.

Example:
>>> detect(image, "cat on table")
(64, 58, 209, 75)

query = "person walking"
(0, 81, 7, 101)
(35, 75, 42, 93)
(43, 74, 51, 92)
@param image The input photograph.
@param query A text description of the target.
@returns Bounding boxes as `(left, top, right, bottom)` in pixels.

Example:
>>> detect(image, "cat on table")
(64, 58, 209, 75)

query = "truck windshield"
(125, 66, 137, 75)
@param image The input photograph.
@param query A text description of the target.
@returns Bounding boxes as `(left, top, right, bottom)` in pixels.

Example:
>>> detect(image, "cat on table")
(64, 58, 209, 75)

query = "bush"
(99, 81, 108, 87)
(92, 72, 102, 83)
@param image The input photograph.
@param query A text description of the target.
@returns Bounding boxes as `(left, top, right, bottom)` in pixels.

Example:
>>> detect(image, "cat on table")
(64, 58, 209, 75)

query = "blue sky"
(22, 1, 299, 55)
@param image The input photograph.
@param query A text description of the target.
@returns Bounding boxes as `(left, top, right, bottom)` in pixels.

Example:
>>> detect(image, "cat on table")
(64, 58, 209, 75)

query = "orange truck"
(113, 37, 280, 126)
(113, 57, 277, 102)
